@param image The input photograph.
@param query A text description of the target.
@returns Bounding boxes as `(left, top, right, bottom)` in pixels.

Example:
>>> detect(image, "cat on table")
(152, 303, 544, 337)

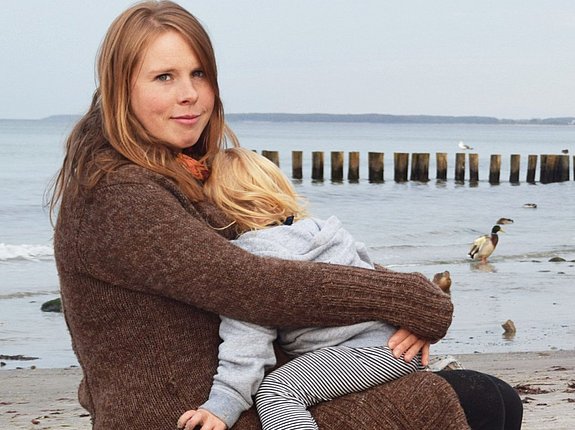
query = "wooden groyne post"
(455, 153, 466, 182)
(369, 152, 384, 183)
(331, 151, 344, 182)
(348, 152, 360, 182)
(436, 153, 448, 181)
(410, 153, 429, 182)
(510, 154, 520, 184)
(527, 155, 537, 183)
(561, 155, 570, 181)
(489, 154, 501, 184)
(469, 153, 479, 183)
(311, 151, 324, 181)
(292, 151, 303, 180)
(543, 155, 556, 184)
(394, 153, 409, 182)
(262, 150, 279, 167)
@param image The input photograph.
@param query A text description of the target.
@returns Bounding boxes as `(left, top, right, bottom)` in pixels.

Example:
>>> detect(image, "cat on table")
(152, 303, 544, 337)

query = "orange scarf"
(177, 153, 210, 182)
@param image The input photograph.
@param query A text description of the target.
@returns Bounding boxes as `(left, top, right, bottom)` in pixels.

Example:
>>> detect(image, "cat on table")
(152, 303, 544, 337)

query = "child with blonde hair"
(178, 147, 425, 430)
(204, 147, 307, 232)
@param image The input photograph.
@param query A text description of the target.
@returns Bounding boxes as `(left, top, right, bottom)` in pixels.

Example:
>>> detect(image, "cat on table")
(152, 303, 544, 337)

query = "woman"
(48, 1, 521, 429)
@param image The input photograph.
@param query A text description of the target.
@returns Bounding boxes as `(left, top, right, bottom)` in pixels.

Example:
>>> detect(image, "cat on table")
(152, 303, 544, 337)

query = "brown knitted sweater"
(54, 164, 469, 429)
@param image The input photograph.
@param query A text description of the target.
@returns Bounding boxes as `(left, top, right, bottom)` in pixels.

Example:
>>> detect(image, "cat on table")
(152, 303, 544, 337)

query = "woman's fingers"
(420, 342, 430, 366)
(388, 327, 410, 349)
(391, 332, 418, 359)
(403, 339, 425, 362)
(389, 327, 431, 364)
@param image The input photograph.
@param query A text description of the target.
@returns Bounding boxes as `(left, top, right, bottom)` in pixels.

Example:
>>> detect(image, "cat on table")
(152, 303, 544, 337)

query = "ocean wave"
(0, 290, 59, 300)
(0, 243, 54, 262)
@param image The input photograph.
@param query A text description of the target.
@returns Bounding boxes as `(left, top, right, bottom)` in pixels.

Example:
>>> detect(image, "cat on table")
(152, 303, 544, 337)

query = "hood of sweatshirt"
(233, 216, 373, 269)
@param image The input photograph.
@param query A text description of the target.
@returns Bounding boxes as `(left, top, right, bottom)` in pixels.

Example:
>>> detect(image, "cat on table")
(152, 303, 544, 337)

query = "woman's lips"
(172, 114, 200, 125)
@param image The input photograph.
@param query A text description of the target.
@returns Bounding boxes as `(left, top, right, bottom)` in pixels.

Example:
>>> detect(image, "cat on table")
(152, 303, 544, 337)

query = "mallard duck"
(496, 217, 514, 225)
(432, 271, 452, 294)
(468, 226, 504, 263)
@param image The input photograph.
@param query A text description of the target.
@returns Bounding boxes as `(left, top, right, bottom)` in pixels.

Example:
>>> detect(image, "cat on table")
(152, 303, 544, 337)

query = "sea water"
(1, 118, 574, 369)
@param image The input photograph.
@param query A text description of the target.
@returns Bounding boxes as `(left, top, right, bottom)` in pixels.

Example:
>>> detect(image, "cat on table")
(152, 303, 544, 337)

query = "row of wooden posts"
(260, 151, 572, 184)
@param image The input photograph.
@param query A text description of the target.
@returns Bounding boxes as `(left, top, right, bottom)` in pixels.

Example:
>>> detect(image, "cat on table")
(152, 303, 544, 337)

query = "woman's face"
(131, 31, 215, 150)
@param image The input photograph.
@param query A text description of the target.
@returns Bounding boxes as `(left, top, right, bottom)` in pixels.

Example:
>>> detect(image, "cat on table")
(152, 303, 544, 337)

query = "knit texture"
(54, 164, 469, 429)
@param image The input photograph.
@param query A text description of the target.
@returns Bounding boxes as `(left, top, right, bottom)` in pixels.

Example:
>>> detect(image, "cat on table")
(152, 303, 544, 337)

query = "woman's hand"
(388, 327, 430, 366)
(177, 408, 227, 430)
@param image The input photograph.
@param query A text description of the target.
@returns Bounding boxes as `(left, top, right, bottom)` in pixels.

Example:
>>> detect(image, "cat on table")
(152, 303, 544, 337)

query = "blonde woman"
(49, 1, 520, 429)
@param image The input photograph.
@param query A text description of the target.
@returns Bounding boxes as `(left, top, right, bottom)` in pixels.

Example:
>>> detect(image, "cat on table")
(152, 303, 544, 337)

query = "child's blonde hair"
(204, 147, 307, 232)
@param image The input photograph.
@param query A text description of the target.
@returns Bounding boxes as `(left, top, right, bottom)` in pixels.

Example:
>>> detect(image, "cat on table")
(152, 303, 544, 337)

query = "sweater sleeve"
(200, 317, 277, 428)
(73, 170, 452, 341)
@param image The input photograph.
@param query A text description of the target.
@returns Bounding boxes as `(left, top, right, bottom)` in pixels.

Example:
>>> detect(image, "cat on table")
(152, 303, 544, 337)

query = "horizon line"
(1, 112, 574, 124)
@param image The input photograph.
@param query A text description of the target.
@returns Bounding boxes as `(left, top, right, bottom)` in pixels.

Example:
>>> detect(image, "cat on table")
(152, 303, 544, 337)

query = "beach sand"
(1, 350, 574, 429)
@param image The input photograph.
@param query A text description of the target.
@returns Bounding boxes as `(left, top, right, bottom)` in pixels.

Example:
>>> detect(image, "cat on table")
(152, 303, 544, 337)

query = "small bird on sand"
(523, 203, 537, 209)
(432, 271, 452, 294)
(468, 225, 504, 263)
(458, 141, 474, 150)
(496, 218, 514, 225)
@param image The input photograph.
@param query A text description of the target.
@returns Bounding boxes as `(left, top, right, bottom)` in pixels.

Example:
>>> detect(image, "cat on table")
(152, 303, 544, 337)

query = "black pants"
(436, 370, 523, 430)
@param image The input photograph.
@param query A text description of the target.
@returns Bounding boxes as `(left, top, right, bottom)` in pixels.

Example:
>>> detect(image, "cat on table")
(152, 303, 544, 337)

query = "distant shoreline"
(2, 113, 575, 126)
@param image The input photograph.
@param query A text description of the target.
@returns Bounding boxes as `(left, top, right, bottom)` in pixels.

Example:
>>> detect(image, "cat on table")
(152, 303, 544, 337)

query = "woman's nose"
(177, 79, 199, 104)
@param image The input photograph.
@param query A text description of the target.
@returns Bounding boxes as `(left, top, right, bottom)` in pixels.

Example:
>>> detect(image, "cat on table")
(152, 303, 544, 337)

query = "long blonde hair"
(204, 148, 308, 233)
(48, 0, 237, 220)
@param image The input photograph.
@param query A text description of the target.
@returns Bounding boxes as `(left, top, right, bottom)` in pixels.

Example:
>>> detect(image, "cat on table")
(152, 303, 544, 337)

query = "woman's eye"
(192, 70, 206, 78)
(156, 74, 172, 82)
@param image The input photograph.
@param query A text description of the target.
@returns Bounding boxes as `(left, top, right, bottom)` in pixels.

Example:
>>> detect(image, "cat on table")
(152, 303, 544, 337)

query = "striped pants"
(255, 345, 423, 430)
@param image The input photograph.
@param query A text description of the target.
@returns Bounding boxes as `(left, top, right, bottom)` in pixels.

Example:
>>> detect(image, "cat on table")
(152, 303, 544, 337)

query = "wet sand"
(1, 350, 574, 429)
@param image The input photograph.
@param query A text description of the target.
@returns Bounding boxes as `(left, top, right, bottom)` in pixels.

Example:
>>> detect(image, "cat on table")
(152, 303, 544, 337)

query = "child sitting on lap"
(178, 147, 427, 430)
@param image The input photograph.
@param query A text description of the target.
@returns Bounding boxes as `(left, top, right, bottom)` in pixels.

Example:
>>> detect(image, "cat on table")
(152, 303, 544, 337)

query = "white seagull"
(458, 141, 474, 150)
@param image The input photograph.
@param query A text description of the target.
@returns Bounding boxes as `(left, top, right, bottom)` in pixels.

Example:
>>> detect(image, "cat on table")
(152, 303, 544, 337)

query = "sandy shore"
(1, 350, 574, 429)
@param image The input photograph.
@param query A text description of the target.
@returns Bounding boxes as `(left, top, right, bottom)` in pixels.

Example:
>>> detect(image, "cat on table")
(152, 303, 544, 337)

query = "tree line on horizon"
(4, 113, 575, 125)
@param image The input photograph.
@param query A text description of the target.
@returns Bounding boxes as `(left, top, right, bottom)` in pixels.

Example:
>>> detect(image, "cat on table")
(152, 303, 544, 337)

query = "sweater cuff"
(200, 388, 251, 429)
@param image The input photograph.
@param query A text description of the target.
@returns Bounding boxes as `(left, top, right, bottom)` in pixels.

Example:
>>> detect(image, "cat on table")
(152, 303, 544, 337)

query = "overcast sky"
(2, 1, 575, 120)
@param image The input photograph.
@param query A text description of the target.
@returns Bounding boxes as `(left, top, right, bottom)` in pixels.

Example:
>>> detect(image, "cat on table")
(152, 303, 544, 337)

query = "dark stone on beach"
(41, 297, 62, 312)
(549, 257, 566, 262)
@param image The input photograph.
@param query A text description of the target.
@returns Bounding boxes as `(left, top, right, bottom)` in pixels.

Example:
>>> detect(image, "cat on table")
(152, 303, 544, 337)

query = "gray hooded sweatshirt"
(200, 216, 397, 428)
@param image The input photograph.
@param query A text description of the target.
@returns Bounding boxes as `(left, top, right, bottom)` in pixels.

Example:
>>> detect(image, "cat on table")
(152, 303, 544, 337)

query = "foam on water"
(0, 243, 54, 262)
